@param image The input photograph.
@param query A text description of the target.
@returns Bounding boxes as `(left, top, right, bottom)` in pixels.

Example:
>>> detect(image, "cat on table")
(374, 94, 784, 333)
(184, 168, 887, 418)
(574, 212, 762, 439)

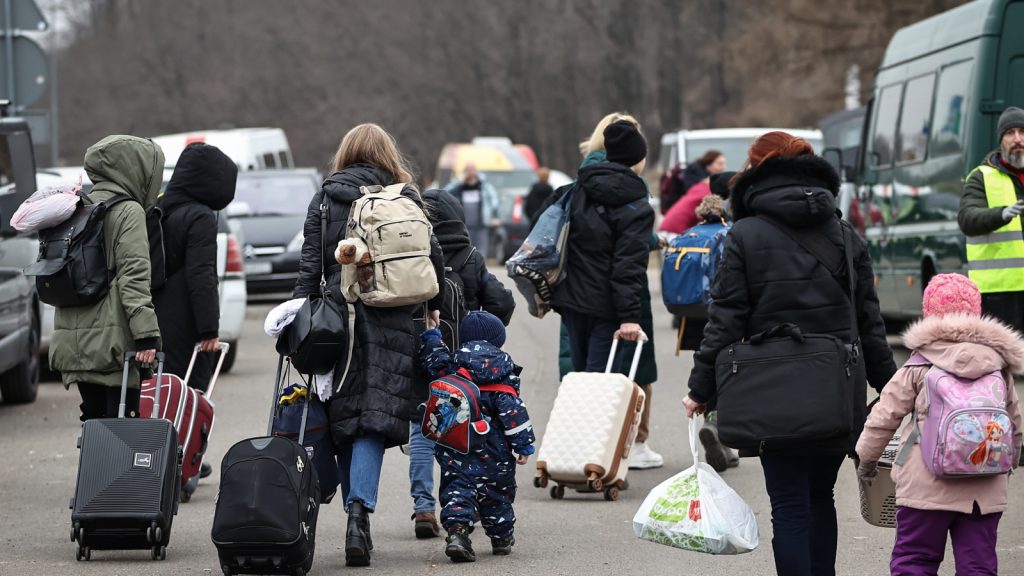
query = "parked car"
(227, 168, 320, 294)
(35, 166, 247, 373)
(0, 111, 40, 404)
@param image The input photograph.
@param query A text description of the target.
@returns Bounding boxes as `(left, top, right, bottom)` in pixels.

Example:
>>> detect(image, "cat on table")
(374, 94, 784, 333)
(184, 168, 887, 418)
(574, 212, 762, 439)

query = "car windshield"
(230, 175, 315, 217)
(685, 136, 823, 171)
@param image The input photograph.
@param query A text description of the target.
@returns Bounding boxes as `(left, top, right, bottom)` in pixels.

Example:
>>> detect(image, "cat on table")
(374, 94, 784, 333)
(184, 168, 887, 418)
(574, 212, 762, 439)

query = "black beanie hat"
(998, 107, 1024, 140)
(603, 120, 647, 167)
(710, 171, 737, 200)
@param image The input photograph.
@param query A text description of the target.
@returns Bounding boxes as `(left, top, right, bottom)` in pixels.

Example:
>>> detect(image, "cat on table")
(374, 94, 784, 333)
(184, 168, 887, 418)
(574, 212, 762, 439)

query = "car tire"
(0, 305, 41, 404)
(220, 342, 237, 374)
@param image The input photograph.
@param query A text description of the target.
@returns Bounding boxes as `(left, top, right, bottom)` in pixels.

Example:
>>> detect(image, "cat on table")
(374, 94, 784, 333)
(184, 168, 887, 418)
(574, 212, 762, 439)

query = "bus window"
(278, 151, 290, 168)
(263, 153, 277, 169)
(930, 61, 972, 158)
(870, 84, 903, 167)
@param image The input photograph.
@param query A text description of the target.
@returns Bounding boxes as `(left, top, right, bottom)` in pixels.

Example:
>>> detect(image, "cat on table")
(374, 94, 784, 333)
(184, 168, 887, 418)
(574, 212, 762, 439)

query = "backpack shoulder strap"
(478, 383, 519, 397)
(893, 353, 935, 466)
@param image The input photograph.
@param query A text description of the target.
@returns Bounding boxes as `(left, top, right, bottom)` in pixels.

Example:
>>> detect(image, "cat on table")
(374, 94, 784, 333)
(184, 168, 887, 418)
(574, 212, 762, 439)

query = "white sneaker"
(629, 442, 664, 469)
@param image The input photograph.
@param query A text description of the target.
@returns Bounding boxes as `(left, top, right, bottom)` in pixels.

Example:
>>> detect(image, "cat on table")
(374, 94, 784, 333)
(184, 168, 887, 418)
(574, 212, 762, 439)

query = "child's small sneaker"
(445, 527, 475, 563)
(491, 536, 515, 556)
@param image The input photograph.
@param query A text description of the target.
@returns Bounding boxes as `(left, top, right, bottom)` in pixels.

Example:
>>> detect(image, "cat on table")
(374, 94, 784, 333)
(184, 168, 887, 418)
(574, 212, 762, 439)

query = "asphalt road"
(3, 272, 1023, 576)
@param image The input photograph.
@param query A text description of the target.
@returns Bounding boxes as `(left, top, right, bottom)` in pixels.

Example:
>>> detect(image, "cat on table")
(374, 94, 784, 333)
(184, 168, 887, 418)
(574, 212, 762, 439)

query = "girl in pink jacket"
(856, 273, 1024, 576)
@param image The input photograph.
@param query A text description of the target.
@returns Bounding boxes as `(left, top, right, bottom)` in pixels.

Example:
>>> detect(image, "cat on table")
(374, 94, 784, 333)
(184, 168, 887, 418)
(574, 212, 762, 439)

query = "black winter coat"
(422, 188, 515, 324)
(686, 155, 896, 454)
(551, 162, 654, 324)
(293, 164, 445, 449)
(153, 143, 237, 392)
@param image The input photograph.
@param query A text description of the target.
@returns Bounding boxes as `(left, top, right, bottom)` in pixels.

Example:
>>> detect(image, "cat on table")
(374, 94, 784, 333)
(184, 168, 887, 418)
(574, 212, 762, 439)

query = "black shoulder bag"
(276, 197, 348, 375)
(714, 218, 862, 451)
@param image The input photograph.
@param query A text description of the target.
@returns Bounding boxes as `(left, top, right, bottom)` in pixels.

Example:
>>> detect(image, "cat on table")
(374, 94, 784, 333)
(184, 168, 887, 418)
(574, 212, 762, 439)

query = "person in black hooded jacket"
(552, 119, 654, 369)
(153, 142, 237, 394)
(293, 124, 444, 568)
(683, 132, 896, 576)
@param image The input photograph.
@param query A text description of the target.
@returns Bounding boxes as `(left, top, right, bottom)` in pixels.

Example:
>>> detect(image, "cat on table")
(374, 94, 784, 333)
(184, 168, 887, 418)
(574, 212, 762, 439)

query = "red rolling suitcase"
(140, 343, 229, 500)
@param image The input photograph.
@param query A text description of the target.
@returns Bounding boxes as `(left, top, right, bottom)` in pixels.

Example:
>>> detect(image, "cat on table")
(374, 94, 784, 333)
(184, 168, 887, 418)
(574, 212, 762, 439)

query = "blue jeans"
(336, 435, 386, 512)
(760, 452, 845, 576)
(408, 422, 436, 513)
(561, 309, 621, 372)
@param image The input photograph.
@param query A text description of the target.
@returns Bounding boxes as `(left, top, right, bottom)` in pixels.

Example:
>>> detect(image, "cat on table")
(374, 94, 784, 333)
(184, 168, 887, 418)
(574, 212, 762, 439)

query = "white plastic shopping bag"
(633, 418, 758, 554)
(10, 181, 82, 233)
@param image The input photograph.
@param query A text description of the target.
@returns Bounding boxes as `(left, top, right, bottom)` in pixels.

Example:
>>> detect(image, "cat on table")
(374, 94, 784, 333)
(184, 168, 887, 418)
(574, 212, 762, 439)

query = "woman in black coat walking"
(683, 132, 896, 576)
(293, 123, 444, 567)
(153, 142, 237, 392)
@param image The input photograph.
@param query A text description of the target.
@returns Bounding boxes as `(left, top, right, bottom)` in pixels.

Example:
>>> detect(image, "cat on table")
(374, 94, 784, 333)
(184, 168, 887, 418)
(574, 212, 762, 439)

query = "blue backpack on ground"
(662, 222, 730, 308)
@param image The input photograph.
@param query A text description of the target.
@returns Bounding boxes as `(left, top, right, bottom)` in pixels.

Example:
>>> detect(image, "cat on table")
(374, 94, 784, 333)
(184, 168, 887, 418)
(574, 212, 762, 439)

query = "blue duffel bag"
(272, 383, 340, 504)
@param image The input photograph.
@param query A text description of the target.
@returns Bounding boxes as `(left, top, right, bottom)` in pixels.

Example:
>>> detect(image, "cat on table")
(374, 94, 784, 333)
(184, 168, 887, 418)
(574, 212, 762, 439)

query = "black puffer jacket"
(422, 188, 515, 324)
(687, 155, 896, 454)
(293, 164, 445, 449)
(153, 143, 237, 391)
(551, 162, 654, 323)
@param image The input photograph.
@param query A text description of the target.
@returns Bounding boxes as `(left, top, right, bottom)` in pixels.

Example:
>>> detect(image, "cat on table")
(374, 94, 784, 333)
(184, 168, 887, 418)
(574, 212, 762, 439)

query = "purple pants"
(891, 505, 1001, 576)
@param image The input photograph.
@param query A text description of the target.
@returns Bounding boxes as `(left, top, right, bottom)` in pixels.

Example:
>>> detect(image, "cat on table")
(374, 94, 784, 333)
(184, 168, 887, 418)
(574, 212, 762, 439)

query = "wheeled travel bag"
(69, 352, 181, 562)
(140, 343, 229, 500)
(211, 355, 320, 576)
(535, 335, 646, 501)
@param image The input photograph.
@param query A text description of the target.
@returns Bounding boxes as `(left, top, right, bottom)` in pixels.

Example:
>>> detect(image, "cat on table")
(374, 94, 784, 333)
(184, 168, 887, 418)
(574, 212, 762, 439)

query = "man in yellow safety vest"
(958, 106, 1024, 335)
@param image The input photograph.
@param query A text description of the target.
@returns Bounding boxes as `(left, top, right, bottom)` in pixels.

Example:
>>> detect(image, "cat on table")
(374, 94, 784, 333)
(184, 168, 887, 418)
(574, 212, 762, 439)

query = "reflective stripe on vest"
(964, 165, 1024, 293)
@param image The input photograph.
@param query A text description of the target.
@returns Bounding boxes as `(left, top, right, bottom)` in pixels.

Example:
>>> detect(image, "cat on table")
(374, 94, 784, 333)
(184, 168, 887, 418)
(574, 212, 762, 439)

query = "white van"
(151, 128, 293, 172)
(657, 127, 824, 175)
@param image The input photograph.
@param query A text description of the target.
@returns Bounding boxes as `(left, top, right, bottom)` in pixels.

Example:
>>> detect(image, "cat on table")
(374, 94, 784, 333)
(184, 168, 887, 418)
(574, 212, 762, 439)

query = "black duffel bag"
(277, 197, 348, 375)
(714, 218, 864, 451)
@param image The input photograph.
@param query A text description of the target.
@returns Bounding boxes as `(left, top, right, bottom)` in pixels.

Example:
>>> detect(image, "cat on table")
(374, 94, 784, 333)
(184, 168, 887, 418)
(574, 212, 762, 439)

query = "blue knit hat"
(460, 311, 506, 348)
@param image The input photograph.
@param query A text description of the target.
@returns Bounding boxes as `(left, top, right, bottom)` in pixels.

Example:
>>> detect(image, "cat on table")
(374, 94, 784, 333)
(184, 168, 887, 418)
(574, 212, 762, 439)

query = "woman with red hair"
(683, 131, 896, 575)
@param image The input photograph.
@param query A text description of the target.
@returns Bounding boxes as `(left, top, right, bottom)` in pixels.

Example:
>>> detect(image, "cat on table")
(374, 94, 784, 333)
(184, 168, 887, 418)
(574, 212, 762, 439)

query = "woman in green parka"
(49, 135, 164, 421)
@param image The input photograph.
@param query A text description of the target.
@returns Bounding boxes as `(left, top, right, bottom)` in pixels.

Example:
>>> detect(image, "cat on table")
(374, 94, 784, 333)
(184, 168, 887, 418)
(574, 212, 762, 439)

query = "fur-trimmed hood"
(730, 154, 841, 226)
(902, 313, 1024, 378)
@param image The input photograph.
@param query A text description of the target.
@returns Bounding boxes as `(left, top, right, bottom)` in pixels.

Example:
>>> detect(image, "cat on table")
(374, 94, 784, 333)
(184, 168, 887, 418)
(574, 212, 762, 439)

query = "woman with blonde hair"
(293, 123, 445, 567)
(552, 113, 662, 469)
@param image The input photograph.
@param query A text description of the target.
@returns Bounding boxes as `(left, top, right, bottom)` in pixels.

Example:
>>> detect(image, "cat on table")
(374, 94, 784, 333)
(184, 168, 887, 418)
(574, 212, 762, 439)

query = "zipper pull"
(731, 361, 738, 374)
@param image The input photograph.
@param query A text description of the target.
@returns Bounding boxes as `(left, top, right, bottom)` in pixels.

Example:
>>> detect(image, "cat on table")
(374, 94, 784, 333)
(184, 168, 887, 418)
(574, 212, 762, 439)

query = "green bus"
(849, 0, 1024, 321)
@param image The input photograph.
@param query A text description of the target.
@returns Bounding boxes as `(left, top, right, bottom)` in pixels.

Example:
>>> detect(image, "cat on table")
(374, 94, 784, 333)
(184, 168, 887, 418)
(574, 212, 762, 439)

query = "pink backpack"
(895, 353, 1015, 478)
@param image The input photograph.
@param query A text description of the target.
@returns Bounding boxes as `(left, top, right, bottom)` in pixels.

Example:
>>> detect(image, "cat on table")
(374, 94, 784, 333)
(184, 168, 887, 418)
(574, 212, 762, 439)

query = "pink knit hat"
(922, 274, 982, 317)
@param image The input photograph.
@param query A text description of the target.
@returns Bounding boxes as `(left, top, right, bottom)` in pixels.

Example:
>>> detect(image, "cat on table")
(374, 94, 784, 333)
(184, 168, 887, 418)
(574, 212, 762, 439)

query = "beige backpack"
(338, 183, 438, 307)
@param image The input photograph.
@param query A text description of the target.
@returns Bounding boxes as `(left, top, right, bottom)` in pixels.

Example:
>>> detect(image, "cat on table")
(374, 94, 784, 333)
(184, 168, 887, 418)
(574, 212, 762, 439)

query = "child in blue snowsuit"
(420, 310, 535, 563)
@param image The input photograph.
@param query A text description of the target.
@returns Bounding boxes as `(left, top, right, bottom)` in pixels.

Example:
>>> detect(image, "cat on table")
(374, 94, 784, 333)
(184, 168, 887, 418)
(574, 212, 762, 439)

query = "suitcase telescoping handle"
(605, 330, 648, 382)
(121, 351, 166, 419)
(183, 342, 231, 400)
(265, 355, 311, 445)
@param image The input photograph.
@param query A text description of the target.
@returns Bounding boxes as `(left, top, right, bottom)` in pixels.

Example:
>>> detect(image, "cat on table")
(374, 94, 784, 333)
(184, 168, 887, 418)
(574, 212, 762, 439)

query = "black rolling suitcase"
(212, 356, 320, 576)
(70, 352, 181, 562)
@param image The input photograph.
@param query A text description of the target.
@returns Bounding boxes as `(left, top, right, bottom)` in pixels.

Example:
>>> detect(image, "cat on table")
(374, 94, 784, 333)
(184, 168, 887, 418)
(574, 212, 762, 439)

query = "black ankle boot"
(345, 501, 372, 566)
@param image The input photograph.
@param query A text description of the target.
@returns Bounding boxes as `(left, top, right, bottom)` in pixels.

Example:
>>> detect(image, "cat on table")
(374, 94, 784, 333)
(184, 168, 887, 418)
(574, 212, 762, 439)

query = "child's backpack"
(341, 183, 438, 307)
(414, 262, 468, 349)
(662, 222, 728, 308)
(422, 372, 490, 454)
(894, 352, 1015, 478)
(658, 163, 685, 215)
(24, 192, 132, 307)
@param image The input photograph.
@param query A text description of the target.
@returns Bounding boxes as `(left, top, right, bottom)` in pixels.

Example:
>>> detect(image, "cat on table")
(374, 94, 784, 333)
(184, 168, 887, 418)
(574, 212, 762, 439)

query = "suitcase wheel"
(151, 545, 166, 561)
(75, 546, 90, 561)
(603, 486, 620, 501)
(587, 478, 604, 492)
(549, 485, 565, 499)
(533, 474, 548, 489)
(146, 523, 163, 544)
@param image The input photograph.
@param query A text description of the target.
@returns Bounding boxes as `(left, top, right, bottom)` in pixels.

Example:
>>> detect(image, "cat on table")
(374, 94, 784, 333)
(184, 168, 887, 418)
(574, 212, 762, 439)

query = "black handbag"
(714, 218, 864, 451)
(276, 197, 348, 375)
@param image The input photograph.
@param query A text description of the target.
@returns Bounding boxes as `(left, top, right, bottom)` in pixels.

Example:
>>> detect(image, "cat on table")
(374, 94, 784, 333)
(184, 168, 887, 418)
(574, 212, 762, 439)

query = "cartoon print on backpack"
(953, 413, 1012, 469)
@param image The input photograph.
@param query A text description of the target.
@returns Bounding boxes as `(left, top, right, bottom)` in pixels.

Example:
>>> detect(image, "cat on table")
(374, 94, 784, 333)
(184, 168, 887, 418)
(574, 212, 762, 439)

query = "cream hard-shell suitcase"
(535, 335, 646, 501)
